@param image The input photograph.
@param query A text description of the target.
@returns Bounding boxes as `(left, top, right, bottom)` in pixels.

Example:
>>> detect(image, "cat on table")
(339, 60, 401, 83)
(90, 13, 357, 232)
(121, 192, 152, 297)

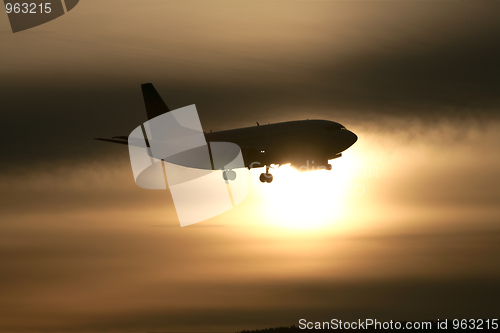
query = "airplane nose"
(340, 129, 357, 150)
(348, 130, 358, 145)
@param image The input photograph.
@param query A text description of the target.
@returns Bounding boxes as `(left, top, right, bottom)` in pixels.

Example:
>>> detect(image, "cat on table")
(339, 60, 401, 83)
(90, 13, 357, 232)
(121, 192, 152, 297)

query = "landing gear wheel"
(259, 173, 273, 183)
(326, 164, 333, 171)
(223, 170, 237, 181)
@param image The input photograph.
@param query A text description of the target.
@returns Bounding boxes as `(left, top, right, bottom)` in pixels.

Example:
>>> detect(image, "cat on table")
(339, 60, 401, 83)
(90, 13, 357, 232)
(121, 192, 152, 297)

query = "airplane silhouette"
(96, 83, 358, 183)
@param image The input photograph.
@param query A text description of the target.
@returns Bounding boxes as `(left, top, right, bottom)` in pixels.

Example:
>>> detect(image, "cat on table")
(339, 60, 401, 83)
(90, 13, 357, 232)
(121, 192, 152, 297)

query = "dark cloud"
(15, 276, 498, 332)
(1, 1, 500, 171)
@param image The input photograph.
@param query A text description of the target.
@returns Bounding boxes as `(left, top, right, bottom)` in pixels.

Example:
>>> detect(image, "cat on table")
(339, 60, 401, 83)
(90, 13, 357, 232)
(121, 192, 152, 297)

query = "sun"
(247, 155, 358, 230)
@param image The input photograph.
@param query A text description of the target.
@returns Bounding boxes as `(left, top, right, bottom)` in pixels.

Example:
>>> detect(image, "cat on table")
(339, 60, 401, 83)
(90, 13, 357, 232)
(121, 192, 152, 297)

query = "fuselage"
(96, 84, 359, 182)
(204, 119, 357, 169)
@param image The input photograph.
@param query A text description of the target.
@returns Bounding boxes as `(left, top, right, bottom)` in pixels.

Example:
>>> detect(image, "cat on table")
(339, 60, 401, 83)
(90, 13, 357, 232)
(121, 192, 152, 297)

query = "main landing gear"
(259, 166, 273, 183)
(223, 170, 236, 181)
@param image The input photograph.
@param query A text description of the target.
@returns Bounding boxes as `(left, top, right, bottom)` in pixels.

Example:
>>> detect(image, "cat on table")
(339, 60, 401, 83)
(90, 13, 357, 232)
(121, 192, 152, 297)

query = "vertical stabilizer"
(141, 83, 171, 120)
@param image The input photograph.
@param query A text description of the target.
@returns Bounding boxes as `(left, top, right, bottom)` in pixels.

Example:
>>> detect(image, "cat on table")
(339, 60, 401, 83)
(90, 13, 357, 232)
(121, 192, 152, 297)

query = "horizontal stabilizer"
(95, 137, 148, 148)
(94, 138, 128, 145)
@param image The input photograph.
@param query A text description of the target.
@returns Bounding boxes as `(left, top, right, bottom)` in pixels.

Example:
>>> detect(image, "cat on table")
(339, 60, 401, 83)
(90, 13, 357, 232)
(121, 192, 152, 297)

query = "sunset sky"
(1, 1, 499, 332)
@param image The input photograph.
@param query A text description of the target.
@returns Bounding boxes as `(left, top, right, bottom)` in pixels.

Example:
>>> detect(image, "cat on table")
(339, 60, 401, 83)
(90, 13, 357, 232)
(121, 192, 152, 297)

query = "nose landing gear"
(259, 166, 273, 183)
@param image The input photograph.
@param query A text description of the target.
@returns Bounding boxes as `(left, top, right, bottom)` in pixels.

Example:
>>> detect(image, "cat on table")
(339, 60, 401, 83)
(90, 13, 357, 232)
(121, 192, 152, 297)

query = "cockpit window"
(325, 123, 346, 131)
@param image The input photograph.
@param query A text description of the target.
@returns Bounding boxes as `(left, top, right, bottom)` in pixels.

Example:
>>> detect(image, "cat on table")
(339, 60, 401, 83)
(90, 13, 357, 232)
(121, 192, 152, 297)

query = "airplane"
(96, 83, 358, 183)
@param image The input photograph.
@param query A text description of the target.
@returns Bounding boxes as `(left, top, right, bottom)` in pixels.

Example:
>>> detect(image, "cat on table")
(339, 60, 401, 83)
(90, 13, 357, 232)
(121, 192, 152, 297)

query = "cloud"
(0, 125, 499, 331)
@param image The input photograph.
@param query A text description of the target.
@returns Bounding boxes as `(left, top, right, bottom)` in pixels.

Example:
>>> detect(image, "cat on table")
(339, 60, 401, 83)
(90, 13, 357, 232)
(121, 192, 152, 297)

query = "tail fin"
(141, 83, 170, 120)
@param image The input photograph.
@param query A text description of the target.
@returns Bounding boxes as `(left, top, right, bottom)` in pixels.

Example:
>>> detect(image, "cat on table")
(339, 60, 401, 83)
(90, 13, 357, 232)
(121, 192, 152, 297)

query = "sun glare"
(247, 155, 359, 230)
